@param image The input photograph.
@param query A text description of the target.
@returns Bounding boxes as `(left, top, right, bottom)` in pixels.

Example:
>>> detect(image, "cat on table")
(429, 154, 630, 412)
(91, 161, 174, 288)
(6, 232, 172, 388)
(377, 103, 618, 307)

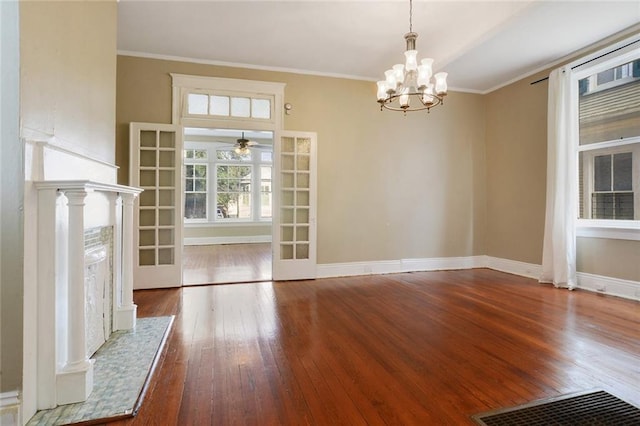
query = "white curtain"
(540, 66, 577, 289)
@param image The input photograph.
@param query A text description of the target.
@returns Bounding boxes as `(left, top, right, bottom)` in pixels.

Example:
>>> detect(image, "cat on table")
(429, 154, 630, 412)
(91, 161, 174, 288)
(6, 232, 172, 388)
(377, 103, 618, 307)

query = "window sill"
(576, 219, 640, 241)
(185, 221, 272, 228)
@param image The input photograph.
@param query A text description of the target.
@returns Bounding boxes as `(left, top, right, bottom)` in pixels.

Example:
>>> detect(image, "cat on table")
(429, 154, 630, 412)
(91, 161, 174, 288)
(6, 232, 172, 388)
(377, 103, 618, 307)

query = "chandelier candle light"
(377, 0, 448, 113)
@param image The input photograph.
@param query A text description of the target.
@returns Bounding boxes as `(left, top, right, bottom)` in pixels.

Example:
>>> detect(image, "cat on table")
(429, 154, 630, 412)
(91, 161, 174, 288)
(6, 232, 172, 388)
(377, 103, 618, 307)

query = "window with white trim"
(577, 51, 640, 225)
(183, 128, 273, 224)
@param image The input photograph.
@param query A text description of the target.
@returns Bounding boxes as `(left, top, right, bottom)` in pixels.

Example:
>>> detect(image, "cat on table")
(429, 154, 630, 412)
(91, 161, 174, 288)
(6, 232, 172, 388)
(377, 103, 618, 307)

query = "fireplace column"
(56, 189, 94, 404)
(114, 192, 138, 330)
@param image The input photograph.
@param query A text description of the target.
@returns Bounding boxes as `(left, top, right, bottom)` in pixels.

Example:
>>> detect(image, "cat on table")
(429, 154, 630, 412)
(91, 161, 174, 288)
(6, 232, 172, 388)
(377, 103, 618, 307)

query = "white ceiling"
(117, 1, 640, 94)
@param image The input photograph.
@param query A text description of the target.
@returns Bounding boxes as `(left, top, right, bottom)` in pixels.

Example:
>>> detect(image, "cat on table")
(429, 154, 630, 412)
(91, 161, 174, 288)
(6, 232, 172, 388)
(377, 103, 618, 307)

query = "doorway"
(181, 127, 273, 285)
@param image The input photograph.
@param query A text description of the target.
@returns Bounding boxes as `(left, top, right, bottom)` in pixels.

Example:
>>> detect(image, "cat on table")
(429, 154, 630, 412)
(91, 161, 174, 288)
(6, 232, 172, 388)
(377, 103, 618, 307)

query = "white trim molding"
(184, 235, 272, 246)
(24, 139, 118, 184)
(316, 255, 640, 301)
(485, 256, 543, 279)
(576, 272, 640, 300)
(401, 256, 487, 272)
(0, 391, 21, 426)
(316, 256, 486, 279)
(577, 220, 640, 241)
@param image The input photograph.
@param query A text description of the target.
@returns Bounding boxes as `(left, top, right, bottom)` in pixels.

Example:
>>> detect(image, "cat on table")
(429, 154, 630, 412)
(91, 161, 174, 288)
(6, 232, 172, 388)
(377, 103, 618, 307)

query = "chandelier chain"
(409, 0, 413, 33)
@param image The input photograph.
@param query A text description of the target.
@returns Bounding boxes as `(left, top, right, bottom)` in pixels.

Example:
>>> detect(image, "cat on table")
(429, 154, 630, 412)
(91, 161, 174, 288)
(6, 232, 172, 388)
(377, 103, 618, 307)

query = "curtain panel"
(540, 66, 577, 288)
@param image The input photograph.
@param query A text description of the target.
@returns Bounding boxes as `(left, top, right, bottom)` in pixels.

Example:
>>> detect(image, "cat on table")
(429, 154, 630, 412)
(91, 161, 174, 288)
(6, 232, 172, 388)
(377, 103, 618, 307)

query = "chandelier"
(377, 0, 448, 113)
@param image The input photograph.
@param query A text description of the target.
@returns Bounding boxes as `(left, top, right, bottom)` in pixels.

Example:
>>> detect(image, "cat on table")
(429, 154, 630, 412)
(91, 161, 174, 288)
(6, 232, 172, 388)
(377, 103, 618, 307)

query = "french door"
(129, 124, 316, 286)
(272, 131, 317, 280)
(129, 123, 183, 289)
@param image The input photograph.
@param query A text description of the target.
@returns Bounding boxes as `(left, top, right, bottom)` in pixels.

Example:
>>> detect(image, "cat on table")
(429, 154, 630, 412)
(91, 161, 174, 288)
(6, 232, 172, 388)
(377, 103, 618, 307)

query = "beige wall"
(485, 66, 640, 282)
(21, 1, 117, 163)
(19, 0, 118, 417)
(577, 237, 640, 281)
(484, 71, 548, 265)
(116, 55, 488, 264)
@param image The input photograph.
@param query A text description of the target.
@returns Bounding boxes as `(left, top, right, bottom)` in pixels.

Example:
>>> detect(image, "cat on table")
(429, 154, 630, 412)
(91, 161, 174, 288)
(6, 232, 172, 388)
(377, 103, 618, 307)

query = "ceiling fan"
(233, 132, 271, 154)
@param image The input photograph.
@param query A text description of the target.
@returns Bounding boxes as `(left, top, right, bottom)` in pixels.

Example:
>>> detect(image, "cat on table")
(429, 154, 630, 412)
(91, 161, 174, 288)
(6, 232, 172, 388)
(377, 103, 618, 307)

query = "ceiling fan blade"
(251, 144, 272, 150)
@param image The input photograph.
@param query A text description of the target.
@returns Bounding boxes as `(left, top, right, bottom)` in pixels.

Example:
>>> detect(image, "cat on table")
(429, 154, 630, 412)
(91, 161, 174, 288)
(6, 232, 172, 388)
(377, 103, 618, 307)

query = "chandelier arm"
(378, 91, 443, 112)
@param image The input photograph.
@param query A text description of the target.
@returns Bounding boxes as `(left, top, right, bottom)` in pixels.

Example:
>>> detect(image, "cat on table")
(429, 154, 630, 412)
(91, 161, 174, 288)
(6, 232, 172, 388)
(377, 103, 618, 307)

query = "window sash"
(185, 163, 208, 220)
(574, 38, 640, 226)
(579, 138, 640, 221)
(183, 145, 272, 223)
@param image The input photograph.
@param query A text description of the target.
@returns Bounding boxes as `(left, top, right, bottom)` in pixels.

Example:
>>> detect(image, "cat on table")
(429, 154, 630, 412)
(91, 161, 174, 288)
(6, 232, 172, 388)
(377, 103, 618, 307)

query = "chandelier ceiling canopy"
(377, 0, 448, 113)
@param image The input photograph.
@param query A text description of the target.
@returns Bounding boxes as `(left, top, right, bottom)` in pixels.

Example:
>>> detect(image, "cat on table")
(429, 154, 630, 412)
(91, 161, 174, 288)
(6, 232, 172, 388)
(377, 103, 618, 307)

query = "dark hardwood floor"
(109, 269, 640, 425)
(182, 243, 271, 285)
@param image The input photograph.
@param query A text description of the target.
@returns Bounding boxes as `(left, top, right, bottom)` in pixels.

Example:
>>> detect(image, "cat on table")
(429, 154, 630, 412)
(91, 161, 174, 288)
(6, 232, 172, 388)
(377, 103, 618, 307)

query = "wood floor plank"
(183, 243, 271, 285)
(107, 269, 640, 425)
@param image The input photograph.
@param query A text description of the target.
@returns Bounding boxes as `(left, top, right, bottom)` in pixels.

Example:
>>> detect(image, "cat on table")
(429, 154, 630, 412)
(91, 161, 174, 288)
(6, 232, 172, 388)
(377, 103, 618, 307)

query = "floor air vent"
(472, 390, 640, 426)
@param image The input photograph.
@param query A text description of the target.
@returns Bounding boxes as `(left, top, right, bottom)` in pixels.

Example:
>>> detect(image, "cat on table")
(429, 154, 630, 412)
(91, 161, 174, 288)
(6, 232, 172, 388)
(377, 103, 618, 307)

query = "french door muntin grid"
(137, 129, 177, 266)
(280, 136, 311, 260)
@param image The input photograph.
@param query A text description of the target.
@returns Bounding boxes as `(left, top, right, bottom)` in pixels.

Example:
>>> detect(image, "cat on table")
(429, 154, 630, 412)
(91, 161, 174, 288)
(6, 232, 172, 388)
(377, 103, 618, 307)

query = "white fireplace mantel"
(34, 180, 142, 408)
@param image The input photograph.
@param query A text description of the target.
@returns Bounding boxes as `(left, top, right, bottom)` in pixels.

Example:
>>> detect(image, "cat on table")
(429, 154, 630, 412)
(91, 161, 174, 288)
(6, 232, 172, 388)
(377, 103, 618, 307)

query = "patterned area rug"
(27, 316, 174, 426)
(472, 390, 640, 425)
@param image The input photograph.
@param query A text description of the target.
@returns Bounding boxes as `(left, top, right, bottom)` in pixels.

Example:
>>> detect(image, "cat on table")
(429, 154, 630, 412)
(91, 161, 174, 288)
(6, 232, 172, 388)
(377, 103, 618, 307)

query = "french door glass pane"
(139, 230, 155, 246)
(159, 151, 174, 167)
(140, 151, 155, 167)
(139, 249, 155, 266)
(140, 131, 156, 148)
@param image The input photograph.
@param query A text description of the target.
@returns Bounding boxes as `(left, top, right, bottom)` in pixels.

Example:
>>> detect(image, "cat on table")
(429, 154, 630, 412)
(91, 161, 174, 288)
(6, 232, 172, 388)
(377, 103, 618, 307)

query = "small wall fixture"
(284, 103, 293, 115)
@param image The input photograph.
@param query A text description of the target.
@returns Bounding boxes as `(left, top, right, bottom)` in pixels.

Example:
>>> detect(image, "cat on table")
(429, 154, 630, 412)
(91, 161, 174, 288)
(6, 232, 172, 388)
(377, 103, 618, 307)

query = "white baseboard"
(184, 235, 272, 246)
(317, 255, 640, 301)
(401, 256, 487, 272)
(316, 256, 486, 279)
(576, 272, 640, 300)
(316, 260, 402, 278)
(484, 256, 542, 279)
(0, 391, 21, 426)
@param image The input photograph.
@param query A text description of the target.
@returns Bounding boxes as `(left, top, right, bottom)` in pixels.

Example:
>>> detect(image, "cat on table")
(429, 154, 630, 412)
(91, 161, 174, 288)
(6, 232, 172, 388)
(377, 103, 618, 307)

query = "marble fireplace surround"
(34, 180, 142, 408)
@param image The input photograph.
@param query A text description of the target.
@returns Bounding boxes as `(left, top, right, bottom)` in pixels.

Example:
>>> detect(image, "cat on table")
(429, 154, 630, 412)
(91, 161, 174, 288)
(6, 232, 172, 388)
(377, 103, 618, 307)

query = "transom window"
(183, 128, 273, 223)
(186, 93, 272, 120)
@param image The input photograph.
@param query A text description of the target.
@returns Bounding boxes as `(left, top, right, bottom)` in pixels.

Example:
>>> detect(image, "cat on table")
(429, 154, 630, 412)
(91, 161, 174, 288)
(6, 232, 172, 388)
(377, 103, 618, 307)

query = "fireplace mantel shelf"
(34, 179, 143, 195)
